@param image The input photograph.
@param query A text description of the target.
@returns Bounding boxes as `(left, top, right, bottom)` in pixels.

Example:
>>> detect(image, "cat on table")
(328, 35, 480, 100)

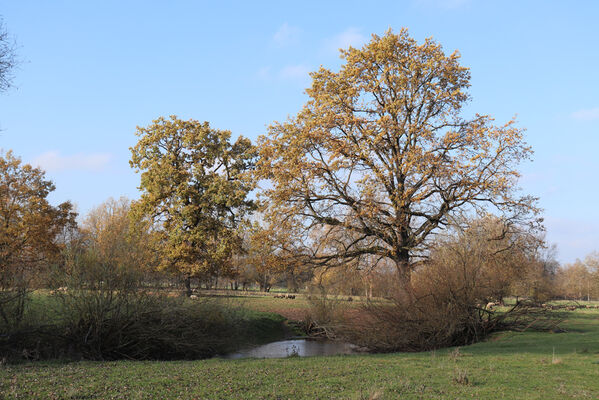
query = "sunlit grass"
(2, 304, 598, 399)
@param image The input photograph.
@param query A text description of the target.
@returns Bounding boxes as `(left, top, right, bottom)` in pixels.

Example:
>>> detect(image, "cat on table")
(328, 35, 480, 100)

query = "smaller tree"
(0, 151, 75, 327)
(557, 259, 595, 301)
(76, 197, 160, 287)
(428, 215, 545, 304)
(245, 225, 280, 292)
(130, 116, 256, 295)
(585, 253, 599, 301)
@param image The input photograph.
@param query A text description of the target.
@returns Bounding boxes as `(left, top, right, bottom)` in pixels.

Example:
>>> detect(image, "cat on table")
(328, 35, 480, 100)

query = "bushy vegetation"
(304, 217, 565, 352)
(0, 196, 286, 362)
(1, 291, 284, 362)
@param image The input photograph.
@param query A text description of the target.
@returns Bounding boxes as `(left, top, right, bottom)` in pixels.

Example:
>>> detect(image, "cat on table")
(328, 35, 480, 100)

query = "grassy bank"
(2, 307, 598, 399)
(1, 292, 290, 362)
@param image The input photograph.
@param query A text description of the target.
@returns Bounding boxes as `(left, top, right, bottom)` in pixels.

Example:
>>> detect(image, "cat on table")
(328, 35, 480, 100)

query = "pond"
(224, 339, 361, 359)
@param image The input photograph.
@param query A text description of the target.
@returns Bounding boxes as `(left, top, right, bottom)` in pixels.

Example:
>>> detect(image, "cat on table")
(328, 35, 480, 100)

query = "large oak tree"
(130, 116, 256, 295)
(258, 29, 539, 293)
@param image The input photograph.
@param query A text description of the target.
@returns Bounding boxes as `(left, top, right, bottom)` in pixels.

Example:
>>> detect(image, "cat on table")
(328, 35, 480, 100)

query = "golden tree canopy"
(130, 116, 257, 282)
(258, 29, 539, 285)
(0, 151, 76, 289)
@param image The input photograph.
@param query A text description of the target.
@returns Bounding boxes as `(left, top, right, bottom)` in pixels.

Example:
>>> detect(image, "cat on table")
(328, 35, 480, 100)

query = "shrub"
(302, 287, 347, 338)
(1, 240, 286, 361)
(305, 219, 557, 352)
(57, 292, 230, 360)
(0, 291, 284, 361)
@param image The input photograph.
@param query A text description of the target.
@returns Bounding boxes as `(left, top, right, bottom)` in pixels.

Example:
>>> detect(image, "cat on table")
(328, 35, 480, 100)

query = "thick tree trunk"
(287, 276, 298, 293)
(259, 278, 265, 292)
(394, 251, 413, 303)
(184, 275, 192, 297)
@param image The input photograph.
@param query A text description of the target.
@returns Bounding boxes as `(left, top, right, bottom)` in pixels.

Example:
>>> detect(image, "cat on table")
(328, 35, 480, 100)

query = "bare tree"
(0, 18, 17, 93)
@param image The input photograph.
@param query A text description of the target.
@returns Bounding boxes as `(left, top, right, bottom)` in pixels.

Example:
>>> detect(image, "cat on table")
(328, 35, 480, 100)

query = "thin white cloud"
(323, 28, 367, 55)
(571, 107, 599, 121)
(279, 64, 310, 80)
(256, 66, 272, 80)
(32, 151, 112, 172)
(273, 23, 301, 47)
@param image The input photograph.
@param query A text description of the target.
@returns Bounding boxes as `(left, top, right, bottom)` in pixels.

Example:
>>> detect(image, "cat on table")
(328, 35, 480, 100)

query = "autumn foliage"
(258, 29, 539, 296)
(130, 116, 257, 294)
(0, 151, 75, 327)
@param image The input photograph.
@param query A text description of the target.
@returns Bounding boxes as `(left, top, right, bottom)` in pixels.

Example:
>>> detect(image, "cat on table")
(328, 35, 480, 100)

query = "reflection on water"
(225, 339, 360, 359)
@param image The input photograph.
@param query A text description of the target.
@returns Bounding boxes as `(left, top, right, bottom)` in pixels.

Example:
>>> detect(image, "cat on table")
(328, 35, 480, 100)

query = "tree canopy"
(81, 197, 159, 277)
(258, 29, 539, 290)
(130, 116, 256, 293)
(0, 151, 75, 324)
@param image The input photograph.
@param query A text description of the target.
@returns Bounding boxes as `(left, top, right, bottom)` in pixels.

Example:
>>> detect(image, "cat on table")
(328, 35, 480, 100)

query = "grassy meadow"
(1, 294, 598, 399)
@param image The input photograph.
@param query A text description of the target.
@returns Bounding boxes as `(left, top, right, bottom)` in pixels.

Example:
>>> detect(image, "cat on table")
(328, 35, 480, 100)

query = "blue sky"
(1, 0, 598, 264)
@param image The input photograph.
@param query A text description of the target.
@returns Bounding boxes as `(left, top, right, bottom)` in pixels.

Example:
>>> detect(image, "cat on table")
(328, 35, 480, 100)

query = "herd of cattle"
(273, 294, 296, 299)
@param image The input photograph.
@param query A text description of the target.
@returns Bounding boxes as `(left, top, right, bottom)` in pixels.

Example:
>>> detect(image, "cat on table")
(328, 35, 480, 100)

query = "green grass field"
(2, 298, 598, 399)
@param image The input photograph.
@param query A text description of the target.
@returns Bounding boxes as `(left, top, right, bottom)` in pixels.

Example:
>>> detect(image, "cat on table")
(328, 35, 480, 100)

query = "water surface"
(225, 339, 360, 359)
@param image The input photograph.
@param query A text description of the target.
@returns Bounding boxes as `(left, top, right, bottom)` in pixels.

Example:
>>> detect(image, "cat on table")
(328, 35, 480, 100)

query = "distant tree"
(245, 224, 280, 292)
(586, 253, 599, 301)
(248, 211, 316, 293)
(130, 116, 256, 296)
(0, 18, 17, 93)
(80, 197, 160, 283)
(429, 215, 546, 304)
(0, 151, 75, 326)
(234, 220, 306, 293)
(557, 255, 598, 301)
(258, 29, 539, 297)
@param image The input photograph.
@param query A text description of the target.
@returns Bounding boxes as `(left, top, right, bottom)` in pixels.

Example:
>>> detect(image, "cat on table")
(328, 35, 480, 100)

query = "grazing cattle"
(190, 294, 198, 299)
(49, 287, 68, 295)
(273, 294, 296, 299)
(486, 302, 498, 309)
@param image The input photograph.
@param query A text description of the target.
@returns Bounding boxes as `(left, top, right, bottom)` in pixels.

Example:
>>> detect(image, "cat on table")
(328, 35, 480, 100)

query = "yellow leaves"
(258, 28, 537, 269)
(130, 116, 256, 278)
(0, 151, 76, 282)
